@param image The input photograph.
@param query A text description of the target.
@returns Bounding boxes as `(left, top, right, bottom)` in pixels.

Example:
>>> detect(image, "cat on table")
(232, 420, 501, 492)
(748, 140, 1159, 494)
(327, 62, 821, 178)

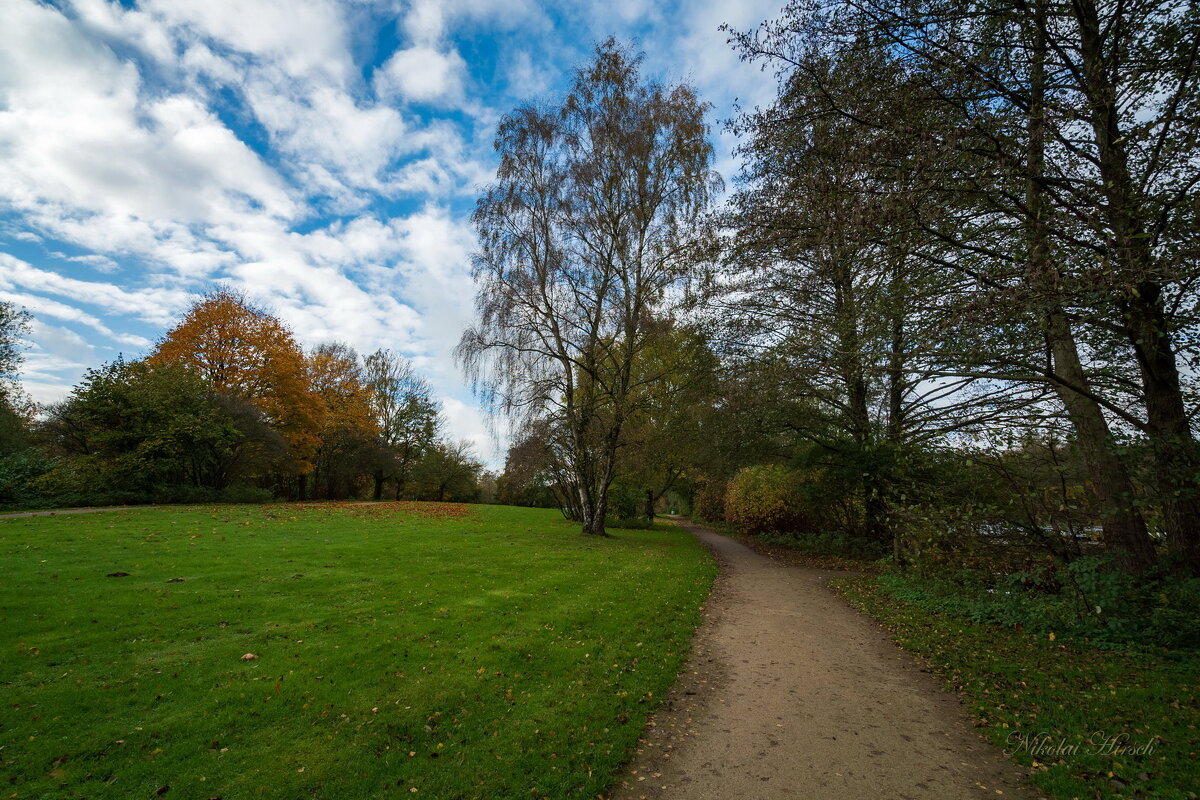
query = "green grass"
(0, 502, 715, 800)
(831, 575, 1200, 800)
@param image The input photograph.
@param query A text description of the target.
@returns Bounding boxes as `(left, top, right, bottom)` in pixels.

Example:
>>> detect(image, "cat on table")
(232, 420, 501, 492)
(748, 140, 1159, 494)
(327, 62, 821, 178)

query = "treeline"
(475, 11, 1200, 635)
(0, 291, 485, 508)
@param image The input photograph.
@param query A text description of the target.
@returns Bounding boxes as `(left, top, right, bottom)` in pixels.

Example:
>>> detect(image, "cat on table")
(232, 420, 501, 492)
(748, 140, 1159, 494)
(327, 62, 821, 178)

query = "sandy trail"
(611, 520, 1037, 800)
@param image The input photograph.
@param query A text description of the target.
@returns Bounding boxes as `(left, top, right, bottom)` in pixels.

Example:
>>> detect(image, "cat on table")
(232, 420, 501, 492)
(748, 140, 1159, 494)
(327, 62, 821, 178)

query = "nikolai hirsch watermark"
(1006, 731, 1156, 758)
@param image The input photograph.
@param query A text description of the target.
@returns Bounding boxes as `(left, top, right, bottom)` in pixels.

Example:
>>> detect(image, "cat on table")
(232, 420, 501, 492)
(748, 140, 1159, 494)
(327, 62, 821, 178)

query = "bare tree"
(457, 39, 720, 535)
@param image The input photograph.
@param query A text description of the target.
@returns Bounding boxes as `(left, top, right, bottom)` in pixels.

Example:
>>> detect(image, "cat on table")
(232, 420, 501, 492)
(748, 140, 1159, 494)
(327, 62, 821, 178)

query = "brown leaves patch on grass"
(276, 501, 478, 520)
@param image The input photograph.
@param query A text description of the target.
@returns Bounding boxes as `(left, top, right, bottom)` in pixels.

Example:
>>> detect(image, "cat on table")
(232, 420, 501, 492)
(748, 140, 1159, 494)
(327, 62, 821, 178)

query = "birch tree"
(457, 39, 719, 535)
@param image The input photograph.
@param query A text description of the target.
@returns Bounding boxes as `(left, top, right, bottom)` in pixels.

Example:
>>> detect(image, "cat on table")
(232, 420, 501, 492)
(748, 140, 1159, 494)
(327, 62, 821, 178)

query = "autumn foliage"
(22, 289, 483, 506)
(725, 465, 815, 535)
(151, 290, 320, 469)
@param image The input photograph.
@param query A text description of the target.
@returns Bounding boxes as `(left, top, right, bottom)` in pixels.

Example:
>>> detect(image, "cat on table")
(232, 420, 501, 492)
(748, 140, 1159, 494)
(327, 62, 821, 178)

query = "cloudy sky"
(0, 0, 779, 464)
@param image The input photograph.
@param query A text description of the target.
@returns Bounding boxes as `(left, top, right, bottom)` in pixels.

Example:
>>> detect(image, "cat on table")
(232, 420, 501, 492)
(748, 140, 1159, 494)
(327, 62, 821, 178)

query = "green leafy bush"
(0, 449, 53, 504)
(606, 475, 645, 522)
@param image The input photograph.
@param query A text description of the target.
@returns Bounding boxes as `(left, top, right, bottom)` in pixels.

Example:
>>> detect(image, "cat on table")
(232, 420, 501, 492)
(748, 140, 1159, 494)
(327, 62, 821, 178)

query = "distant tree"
(495, 421, 568, 511)
(412, 440, 483, 502)
(38, 359, 275, 496)
(457, 39, 720, 535)
(308, 343, 378, 500)
(0, 301, 31, 456)
(616, 323, 722, 511)
(150, 289, 319, 495)
(362, 349, 441, 500)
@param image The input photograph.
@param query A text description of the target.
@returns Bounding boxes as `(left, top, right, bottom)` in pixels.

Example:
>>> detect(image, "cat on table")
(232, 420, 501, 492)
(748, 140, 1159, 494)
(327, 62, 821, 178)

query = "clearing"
(0, 503, 713, 799)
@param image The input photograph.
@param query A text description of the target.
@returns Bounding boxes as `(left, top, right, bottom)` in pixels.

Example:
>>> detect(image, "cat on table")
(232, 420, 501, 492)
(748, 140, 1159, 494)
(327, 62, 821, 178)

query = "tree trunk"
(582, 488, 609, 536)
(373, 472, 384, 501)
(1045, 308, 1157, 571)
(1026, 2, 1157, 572)
(1125, 287, 1200, 573)
(1074, 0, 1200, 573)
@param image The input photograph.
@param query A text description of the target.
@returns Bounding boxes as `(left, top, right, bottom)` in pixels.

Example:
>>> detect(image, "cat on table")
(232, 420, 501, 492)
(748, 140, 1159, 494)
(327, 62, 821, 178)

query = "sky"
(0, 0, 780, 465)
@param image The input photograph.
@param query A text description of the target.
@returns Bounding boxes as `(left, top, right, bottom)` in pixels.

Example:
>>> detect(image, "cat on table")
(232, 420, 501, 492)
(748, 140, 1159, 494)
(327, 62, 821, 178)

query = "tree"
(0, 301, 32, 456)
(0, 301, 29, 389)
(411, 439, 483, 502)
(457, 38, 720, 535)
(150, 289, 319, 495)
(308, 343, 378, 500)
(716, 39, 1048, 550)
(38, 359, 275, 496)
(362, 349, 441, 500)
(616, 322, 722, 513)
(728, 0, 1200, 573)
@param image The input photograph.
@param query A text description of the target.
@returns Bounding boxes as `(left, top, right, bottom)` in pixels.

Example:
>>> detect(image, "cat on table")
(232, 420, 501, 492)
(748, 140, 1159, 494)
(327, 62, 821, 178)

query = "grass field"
(832, 575, 1200, 800)
(0, 503, 715, 800)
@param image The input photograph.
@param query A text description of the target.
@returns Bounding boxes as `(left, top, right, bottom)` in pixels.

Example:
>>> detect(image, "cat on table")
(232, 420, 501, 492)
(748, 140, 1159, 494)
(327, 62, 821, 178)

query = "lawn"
(0, 503, 715, 800)
(832, 575, 1200, 800)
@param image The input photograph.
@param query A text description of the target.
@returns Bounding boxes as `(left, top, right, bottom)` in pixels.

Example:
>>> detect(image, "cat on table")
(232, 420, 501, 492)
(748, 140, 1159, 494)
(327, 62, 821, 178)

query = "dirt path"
(611, 521, 1037, 800)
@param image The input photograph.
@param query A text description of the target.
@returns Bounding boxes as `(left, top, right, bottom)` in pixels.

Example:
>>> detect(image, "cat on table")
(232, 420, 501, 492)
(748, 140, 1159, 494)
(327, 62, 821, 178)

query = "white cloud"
(0, 290, 150, 351)
(0, 0, 774, 470)
(0, 1, 299, 281)
(65, 253, 121, 273)
(503, 49, 553, 99)
(374, 45, 468, 106)
(243, 81, 412, 195)
(0, 254, 192, 327)
(144, 0, 353, 83)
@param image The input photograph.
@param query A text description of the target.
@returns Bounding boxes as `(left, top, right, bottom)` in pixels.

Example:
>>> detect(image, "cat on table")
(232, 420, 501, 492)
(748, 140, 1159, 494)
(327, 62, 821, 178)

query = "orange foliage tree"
(150, 290, 319, 488)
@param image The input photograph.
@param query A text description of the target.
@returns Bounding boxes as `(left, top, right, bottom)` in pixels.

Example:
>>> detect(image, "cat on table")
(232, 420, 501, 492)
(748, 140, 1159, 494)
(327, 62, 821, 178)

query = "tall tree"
(719, 41, 1046, 548)
(730, 0, 1200, 572)
(150, 289, 319, 495)
(0, 301, 31, 455)
(308, 343, 378, 500)
(457, 38, 720, 535)
(362, 348, 441, 500)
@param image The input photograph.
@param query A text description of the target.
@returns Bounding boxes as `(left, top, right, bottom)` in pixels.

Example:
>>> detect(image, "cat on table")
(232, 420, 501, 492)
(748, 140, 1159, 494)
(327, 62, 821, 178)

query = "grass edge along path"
(0, 503, 716, 800)
(830, 575, 1200, 800)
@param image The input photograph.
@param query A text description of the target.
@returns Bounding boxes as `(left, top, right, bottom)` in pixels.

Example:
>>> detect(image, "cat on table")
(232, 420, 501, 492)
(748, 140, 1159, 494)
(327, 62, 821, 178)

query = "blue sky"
(0, 0, 779, 464)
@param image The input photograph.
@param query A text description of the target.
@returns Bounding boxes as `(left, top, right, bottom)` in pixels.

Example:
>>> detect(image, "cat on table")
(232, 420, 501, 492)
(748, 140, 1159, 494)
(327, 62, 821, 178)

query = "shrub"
(760, 529, 888, 560)
(219, 484, 275, 504)
(725, 464, 816, 534)
(606, 475, 645, 522)
(0, 449, 54, 504)
(879, 557, 1200, 650)
(692, 477, 726, 522)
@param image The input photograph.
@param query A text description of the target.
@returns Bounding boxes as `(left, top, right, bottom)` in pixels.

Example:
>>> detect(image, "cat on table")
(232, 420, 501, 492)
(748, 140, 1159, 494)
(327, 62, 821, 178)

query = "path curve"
(611, 521, 1037, 800)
